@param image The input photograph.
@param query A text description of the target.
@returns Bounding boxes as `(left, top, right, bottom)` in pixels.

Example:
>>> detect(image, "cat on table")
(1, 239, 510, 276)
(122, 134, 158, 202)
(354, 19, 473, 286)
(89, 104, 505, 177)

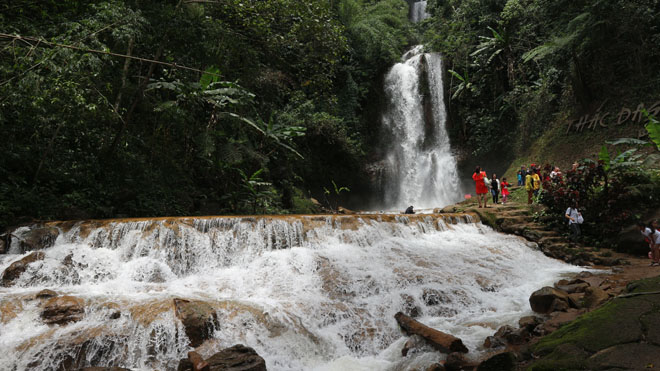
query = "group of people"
(639, 220, 660, 266)
(472, 166, 510, 208)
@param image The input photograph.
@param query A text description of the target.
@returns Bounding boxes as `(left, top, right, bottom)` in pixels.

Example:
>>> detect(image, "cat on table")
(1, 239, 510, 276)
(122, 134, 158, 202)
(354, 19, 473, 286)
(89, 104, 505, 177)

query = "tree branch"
(0, 33, 221, 78)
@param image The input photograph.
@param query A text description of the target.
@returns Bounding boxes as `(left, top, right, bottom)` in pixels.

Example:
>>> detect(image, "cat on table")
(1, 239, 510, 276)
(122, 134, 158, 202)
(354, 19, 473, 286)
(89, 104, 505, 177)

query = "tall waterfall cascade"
(0, 216, 584, 370)
(408, 0, 429, 22)
(379, 46, 461, 210)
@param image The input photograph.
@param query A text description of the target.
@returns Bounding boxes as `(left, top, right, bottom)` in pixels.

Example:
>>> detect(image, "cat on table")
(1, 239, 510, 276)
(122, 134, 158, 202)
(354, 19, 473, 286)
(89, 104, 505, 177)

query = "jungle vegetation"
(1, 0, 659, 230)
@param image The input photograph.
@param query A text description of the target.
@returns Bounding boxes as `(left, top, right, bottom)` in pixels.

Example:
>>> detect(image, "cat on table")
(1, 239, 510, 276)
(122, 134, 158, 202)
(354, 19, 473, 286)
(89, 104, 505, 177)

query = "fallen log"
(395, 312, 468, 353)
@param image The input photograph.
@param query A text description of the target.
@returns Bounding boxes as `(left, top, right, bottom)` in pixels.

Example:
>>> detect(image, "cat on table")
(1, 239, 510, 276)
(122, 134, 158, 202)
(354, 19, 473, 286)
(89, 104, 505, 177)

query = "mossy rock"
(533, 299, 647, 355)
(528, 343, 590, 371)
(473, 208, 498, 229)
(625, 275, 660, 294)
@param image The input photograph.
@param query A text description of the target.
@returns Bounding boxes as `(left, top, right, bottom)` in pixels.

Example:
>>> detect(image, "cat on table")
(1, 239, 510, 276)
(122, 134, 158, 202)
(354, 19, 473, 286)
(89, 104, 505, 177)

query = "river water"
(0, 216, 582, 370)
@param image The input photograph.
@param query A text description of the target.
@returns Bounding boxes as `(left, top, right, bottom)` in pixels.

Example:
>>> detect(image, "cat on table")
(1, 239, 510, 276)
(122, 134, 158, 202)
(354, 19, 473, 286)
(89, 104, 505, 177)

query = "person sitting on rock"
(405, 205, 415, 214)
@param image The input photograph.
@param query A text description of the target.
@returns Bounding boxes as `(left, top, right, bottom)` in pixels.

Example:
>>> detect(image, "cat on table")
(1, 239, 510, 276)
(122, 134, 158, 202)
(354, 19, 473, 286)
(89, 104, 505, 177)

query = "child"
(501, 177, 510, 204)
(517, 170, 523, 186)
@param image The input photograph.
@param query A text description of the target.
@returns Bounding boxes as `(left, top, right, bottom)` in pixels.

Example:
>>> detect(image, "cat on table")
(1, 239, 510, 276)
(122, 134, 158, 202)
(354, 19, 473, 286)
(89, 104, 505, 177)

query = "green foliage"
(424, 0, 660, 159)
(0, 0, 416, 228)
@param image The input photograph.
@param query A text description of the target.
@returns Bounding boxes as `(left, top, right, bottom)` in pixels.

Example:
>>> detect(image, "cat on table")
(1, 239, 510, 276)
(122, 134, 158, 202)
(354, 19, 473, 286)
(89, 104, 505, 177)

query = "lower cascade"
(0, 215, 583, 370)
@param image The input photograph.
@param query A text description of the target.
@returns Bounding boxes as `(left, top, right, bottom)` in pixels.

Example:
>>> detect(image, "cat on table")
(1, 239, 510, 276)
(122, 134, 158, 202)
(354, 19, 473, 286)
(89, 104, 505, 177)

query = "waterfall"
(379, 47, 461, 210)
(408, 0, 429, 23)
(0, 216, 584, 370)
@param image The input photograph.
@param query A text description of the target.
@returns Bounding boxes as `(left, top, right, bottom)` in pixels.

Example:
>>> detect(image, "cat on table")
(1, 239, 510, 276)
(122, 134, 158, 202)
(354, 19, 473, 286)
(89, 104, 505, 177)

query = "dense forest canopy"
(0, 0, 412, 229)
(1, 0, 659, 229)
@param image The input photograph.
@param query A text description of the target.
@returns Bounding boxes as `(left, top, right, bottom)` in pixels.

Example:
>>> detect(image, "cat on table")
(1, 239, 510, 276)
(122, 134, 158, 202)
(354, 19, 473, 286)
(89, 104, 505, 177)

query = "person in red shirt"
(472, 166, 489, 208)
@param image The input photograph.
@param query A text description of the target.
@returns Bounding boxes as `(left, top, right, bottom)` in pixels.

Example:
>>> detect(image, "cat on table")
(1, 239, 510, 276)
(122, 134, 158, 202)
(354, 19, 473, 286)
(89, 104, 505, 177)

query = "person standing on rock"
(525, 170, 534, 204)
(490, 173, 500, 205)
(648, 220, 660, 266)
(565, 202, 583, 242)
(472, 166, 488, 208)
(532, 168, 541, 197)
(501, 177, 510, 204)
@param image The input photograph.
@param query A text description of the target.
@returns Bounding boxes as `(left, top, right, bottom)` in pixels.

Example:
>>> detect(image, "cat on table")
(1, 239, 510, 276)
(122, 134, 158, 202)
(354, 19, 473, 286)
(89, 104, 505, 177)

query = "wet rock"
(401, 294, 421, 317)
(522, 228, 542, 242)
(0, 238, 5, 254)
(422, 288, 448, 306)
(518, 316, 543, 332)
(205, 344, 266, 371)
(426, 363, 445, 371)
(483, 335, 505, 349)
(555, 282, 589, 294)
(174, 299, 219, 348)
(19, 226, 59, 251)
(576, 271, 593, 279)
(568, 292, 585, 308)
(491, 325, 528, 346)
(402, 335, 425, 356)
(587, 343, 660, 370)
(76, 368, 131, 371)
(529, 286, 570, 314)
(337, 206, 355, 215)
(445, 352, 466, 371)
(583, 286, 610, 308)
(187, 350, 210, 371)
(580, 276, 606, 288)
(477, 352, 516, 371)
(35, 289, 58, 299)
(1, 251, 45, 286)
(41, 295, 84, 325)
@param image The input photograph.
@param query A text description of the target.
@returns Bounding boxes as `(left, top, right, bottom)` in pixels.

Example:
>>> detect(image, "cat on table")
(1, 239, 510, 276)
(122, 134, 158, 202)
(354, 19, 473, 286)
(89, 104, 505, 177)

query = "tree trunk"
(394, 312, 469, 353)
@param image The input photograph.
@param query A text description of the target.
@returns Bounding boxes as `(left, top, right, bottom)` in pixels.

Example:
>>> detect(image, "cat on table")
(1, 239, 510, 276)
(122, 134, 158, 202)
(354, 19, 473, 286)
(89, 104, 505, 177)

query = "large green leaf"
(646, 119, 660, 151)
(598, 145, 610, 171)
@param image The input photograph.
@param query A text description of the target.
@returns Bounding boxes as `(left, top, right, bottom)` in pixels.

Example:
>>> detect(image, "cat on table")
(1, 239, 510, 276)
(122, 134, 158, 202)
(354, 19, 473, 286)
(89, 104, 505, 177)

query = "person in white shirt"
(565, 202, 582, 242)
(649, 220, 660, 266)
(638, 221, 657, 265)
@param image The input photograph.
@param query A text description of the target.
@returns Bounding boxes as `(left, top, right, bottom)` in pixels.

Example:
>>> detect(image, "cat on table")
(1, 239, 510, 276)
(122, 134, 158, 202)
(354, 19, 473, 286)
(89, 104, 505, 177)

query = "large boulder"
(529, 286, 571, 314)
(18, 226, 59, 252)
(1, 251, 45, 286)
(477, 352, 516, 371)
(41, 295, 85, 325)
(179, 344, 266, 371)
(174, 299, 218, 348)
(583, 286, 610, 309)
(207, 345, 266, 370)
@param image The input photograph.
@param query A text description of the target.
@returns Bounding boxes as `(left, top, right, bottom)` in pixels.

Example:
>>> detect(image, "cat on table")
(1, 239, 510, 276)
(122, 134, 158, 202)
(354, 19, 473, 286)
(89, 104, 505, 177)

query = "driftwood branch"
(394, 312, 468, 354)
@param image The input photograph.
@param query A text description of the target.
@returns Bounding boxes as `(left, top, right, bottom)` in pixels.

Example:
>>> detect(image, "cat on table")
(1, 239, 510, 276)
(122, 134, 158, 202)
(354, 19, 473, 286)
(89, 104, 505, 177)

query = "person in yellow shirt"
(524, 170, 534, 204)
(532, 169, 541, 197)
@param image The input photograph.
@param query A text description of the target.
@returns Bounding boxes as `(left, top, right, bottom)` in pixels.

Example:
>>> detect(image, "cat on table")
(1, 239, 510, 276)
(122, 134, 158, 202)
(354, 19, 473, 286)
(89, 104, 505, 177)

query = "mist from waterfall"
(379, 46, 462, 210)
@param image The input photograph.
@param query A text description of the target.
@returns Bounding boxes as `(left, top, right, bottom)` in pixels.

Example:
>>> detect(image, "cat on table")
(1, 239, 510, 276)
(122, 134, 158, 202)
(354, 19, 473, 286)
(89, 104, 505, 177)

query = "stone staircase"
(440, 202, 626, 267)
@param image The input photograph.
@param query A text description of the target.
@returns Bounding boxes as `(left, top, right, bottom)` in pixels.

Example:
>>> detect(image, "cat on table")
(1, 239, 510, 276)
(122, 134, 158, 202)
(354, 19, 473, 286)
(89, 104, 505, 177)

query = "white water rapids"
(0, 215, 584, 370)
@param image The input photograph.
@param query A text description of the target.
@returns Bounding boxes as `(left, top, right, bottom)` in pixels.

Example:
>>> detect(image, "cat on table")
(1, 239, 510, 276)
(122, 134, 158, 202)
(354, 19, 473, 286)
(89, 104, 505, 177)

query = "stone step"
(538, 236, 567, 245)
